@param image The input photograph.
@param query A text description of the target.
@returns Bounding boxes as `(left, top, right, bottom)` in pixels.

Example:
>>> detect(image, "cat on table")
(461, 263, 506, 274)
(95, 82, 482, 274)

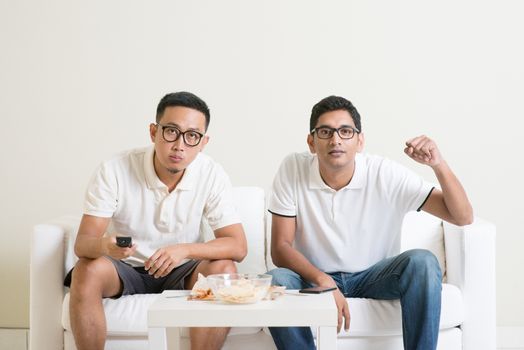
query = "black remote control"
(116, 237, 132, 248)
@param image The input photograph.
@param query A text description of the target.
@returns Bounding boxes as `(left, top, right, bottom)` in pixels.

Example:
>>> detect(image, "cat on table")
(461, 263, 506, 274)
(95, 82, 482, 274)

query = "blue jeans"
(267, 249, 442, 350)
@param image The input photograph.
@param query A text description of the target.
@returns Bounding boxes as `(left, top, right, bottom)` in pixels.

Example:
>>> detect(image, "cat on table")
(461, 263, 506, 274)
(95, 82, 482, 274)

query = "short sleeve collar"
(143, 146, 200, 191)
(308, 153, 367, 190)
(144, 146, 165, 190)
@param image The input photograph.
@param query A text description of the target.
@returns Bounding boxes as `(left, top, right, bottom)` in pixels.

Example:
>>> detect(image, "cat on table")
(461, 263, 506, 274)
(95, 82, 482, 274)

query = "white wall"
(1, 0, 523, 329)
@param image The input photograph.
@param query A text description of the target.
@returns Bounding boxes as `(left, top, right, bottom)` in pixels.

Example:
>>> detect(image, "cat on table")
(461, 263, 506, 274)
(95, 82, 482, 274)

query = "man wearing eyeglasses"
(66, 92, 247, 350)
(267, 95, 473, 350)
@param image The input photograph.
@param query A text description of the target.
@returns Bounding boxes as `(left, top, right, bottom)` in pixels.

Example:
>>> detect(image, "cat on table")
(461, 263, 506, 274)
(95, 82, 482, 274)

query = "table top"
(148, 290, 337, 328)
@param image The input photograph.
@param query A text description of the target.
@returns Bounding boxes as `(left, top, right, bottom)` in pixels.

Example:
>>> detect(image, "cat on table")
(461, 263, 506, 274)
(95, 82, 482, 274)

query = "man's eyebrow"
(163, 123, 203, 132)
(316, 124, 354, 129)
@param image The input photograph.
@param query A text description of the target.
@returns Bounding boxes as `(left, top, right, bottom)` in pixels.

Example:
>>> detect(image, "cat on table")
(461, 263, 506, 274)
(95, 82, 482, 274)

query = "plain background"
(1, 0, 523, 334)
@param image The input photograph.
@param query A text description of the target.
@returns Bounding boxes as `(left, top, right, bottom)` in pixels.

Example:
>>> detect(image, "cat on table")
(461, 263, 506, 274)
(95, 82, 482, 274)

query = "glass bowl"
(206, 273, 272, 304)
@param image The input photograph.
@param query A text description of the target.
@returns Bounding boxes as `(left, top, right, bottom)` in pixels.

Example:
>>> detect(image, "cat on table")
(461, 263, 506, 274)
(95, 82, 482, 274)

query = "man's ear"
(357, 132, 365, 152)
(307, 134, 316, 154)
(199, 135, 210, 151)
(149, 123, 157, 143)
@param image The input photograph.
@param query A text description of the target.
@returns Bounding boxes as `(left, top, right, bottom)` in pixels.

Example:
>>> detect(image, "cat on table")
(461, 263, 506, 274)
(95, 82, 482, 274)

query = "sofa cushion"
(253, 283, 462, 339)
(62, 284, 461, 338)
(333, 283, 462, 338)
(61, 293, 262, 337)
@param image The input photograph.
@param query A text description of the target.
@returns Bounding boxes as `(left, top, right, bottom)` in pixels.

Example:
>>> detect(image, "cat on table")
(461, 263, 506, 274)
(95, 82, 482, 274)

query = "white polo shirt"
(84, 146, 240, 267)
(269, 152, 434, 273)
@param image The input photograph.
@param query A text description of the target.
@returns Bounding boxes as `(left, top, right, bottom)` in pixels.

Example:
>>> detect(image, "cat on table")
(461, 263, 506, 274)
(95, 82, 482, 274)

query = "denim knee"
(403, 249, 442, 281)
(266, 268, 305, 289)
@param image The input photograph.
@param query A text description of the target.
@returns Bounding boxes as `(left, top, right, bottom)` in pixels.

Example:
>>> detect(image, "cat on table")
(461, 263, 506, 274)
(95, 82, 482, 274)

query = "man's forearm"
(272, 244, 335, 287)
(74, 235, 109, 259)
(183, 237, 247, 262)
(433, 160, 473, 225)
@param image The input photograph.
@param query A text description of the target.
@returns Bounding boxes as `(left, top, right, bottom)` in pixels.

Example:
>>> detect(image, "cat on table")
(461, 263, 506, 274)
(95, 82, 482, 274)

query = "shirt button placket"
(159, 190, 172, 228)
(332, 191, 337, 220)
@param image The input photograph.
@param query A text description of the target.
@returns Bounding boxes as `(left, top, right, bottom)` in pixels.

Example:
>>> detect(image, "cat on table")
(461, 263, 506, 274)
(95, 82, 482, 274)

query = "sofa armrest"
(443, 217, 496, 350)
(30, 216, 79, 350)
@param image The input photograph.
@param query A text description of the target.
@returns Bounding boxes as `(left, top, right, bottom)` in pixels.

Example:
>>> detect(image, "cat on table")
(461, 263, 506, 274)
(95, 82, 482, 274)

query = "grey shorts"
(64, 257, 201, 296)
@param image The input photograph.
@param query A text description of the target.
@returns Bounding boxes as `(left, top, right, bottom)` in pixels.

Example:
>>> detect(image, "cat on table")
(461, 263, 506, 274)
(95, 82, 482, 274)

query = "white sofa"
(30, 186, 496, 350)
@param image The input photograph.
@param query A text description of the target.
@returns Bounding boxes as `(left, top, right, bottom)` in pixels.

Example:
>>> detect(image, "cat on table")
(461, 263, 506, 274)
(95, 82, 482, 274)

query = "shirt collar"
(143, 146, 197, 191)
(175, 157, 197, 191)
(308, 152, 367, 191)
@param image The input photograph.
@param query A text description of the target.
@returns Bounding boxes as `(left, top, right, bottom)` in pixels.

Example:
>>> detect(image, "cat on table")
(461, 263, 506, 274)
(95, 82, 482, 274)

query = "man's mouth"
(169, 154, 184, 161)
(328, 149, 345, 155)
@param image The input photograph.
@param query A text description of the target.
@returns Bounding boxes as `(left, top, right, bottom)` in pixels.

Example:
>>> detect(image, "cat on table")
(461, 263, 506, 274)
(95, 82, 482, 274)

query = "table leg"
(316, 326, 337, 350)
(148, 327, 168, 350)
(166, 327, 181, 350)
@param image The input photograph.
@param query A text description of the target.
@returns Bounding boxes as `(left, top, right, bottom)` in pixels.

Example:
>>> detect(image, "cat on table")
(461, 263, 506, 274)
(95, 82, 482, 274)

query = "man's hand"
(334, 289, 350, 333)
(405, 135, 473, 225)
(404, 135, 443, 168)
(145, 245, 188, 278)
(103, 236, 137, 260)
(317, 274, 350, 333)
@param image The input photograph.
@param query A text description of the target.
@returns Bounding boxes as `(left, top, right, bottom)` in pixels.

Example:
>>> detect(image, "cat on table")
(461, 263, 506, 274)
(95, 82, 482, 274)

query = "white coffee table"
(148, 290, 338, 350)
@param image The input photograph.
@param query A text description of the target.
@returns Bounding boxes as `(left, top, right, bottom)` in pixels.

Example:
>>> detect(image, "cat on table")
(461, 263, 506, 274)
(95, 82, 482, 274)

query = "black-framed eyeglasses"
(311, 126, 360, 140)
(156, 124, 205, 147)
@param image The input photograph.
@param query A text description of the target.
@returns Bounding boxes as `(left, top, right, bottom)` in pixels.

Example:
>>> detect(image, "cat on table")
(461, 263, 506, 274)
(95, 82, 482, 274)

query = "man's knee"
(404, 249, 442, 280)
(267, 267, 302, 288)
(71, 257, 115, 293)
(206, 259, 237, 275)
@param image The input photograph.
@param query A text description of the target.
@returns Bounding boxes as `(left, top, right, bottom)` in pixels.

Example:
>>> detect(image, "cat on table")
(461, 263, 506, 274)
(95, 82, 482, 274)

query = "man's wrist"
(431, 159, 449, 173)
(99, 236, 111, 256)
(314, 273, 337, 288)
(174, 243, 191, 259)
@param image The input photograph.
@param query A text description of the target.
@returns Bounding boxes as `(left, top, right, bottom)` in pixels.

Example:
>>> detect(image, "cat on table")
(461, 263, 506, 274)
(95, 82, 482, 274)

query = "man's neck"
(153, 155, 185, 193)
(162, 170, 185, 193)
(319, 163, 356, 191)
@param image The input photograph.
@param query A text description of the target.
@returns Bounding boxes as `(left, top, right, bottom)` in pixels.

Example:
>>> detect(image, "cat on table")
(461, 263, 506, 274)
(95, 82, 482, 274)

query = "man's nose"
(171, 135, 186, 150)
(329, 131, 343, 144)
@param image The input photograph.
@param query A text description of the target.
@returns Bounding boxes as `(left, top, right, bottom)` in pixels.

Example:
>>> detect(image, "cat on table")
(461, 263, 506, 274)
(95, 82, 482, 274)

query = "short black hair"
(310, 96, 361, 133)
(156, 92, 210, 130)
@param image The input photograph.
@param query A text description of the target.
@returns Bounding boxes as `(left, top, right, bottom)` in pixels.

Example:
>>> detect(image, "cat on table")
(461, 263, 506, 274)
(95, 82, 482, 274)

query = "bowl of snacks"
(206, 273, 272, 304)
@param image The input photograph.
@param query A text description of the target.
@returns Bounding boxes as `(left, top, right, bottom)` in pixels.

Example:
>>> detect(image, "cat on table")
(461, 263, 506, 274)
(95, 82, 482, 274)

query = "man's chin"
(167, 167, 183, 174)
(322, 158, 351, 170)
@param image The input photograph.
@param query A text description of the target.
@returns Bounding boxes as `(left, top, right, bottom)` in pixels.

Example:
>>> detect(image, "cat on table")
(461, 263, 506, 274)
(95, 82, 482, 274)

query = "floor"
(1, 328, 523, 350)
(0, 329, 27, 350)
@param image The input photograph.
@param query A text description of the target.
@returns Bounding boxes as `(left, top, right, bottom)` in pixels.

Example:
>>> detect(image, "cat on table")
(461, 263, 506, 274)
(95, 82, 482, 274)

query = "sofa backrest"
(401, 211, 445, 277)
(62, 186, 445, 278)
(63, 187, 268, 276)
(264, 209, 446, 277)
(200, 186, 268, 274)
